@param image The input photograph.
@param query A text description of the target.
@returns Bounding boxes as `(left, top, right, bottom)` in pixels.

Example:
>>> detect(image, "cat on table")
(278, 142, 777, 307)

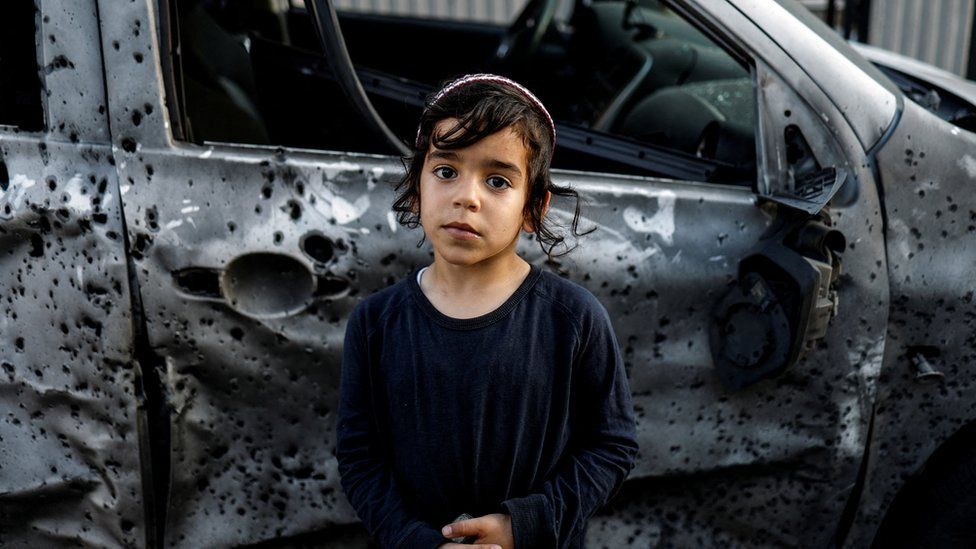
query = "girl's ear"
(522, 190, 552, 233)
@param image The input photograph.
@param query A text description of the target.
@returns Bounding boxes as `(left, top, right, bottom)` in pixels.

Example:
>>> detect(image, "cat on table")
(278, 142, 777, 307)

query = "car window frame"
(155, 0, 778, 193)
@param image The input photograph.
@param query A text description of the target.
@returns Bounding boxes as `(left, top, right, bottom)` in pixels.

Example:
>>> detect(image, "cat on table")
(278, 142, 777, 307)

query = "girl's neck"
(421, 252, 531, 319)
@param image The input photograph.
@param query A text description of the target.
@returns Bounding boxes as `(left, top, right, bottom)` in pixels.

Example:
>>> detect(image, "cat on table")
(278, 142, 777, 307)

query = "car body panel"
(0, 2, 144, 546)
(843, 99, 976, 549)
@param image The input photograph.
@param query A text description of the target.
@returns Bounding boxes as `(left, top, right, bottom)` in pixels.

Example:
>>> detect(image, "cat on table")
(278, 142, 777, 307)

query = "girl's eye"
(485, 176, 511, 190)
(433, 166, 456, 179)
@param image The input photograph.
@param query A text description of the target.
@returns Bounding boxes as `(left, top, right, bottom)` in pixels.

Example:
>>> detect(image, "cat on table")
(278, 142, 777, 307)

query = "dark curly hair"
(392, 78, 590, 259)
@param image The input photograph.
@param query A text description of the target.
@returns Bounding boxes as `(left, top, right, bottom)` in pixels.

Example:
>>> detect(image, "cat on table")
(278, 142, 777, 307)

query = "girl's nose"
(453, 176, 481, 211)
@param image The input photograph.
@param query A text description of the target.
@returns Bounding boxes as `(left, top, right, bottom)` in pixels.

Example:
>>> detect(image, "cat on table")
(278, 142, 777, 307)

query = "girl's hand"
(441, 513, 514, 549)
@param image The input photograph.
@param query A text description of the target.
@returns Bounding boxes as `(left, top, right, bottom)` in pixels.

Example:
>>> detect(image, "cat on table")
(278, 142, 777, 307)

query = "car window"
(0, 1, 44, 131)
(555, 0, 756, 183)
(337, 0, 758, 185)
(164, 0, 756, 185)
(167, 0, 393, 154)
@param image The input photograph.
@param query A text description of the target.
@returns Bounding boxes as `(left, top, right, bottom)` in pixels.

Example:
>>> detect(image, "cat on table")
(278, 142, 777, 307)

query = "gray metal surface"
(0, 1, 144, 546)
(843, 99, 976, 549)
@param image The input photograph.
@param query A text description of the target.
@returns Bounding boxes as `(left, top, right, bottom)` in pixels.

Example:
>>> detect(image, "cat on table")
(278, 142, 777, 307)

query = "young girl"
(335, 74, 639, 549)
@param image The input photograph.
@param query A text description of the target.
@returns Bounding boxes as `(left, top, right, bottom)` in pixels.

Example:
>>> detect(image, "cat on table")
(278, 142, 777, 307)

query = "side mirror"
(709, 212, 846, 390)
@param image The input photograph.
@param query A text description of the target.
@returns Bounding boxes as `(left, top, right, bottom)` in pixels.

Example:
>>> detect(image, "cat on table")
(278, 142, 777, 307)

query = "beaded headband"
(414, 73, 556, 160)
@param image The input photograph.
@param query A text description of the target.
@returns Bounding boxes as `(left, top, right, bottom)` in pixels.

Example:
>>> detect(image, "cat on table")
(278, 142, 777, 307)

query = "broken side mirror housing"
(709, 214, 845, 390)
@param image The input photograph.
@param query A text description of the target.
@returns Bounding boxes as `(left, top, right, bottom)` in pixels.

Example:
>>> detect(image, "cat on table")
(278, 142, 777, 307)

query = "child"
(335, 74, 639, 549)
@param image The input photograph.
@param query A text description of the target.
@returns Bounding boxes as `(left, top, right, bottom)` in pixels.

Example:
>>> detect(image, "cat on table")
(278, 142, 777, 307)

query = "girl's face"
(418, 118, 534, 268)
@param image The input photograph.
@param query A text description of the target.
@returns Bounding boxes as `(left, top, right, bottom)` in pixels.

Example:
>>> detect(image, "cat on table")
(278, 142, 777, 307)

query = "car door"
(540, 2, 891, 546)
(0, 2, 145, 547)
(99, 0, 437, 546)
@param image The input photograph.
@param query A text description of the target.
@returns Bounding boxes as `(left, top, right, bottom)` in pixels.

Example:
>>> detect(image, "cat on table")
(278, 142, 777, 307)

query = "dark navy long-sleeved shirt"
(335, 265, 639, 548)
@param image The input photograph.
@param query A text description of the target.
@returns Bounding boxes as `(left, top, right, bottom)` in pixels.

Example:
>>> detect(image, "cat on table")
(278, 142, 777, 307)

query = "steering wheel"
(493, 0, 560, 68)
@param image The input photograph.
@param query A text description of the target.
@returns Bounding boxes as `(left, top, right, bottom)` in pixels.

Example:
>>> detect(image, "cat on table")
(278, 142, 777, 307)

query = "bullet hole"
(112, 40, 120, 51)
(173, 268, 222, 298)
(273, 231, 283, 245)
(49, 34, 55, 43)
(46, 55, 75, 73)
(261, 186, 273, 199)
(121, 138, 137, 153)
(131, 232, 153, 259)
(145, 164, 154, 177)
(120, 519, 134, 533)
(60, 323, 69, 334)
(255, 204, 262, 214)
(28, 233, 44, 257)
(14, 338, 24, 352)
(86, 283, 109, 296)
(784, 110, 791, 117)
(285, 200, 302, 220)
(46, 176, 57, 191)
(131, 110, 142, 126)
(92, 213, 108, 224)
(210, 444, 229, 459)
(82, 316, 103, 337)
(230, 327, 244, 341)
(144, 103, 153, 115)
(313, 404, 331, 418)
(315, 275, 350, 297)
(69, 132, 78, 143)
(227, 221, 236, 233)
(133, 52, 143, 63)
(145, 207, 159, 231)
(300, 233, 334, 263)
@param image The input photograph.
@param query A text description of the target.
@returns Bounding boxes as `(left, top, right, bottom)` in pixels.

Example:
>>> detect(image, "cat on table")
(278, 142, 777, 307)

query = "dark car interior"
(167, 0, 757, 186)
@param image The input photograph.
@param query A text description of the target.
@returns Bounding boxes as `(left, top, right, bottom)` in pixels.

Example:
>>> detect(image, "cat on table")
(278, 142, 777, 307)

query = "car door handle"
(172, 250, 349, 319)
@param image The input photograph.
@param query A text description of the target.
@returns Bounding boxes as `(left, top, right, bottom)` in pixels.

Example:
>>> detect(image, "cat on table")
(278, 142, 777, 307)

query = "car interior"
(167, 0, 758, 186)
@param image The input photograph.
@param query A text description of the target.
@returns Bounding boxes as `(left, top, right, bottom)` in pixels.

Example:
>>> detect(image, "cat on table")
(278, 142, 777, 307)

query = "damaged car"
(1, 0, 975, 547)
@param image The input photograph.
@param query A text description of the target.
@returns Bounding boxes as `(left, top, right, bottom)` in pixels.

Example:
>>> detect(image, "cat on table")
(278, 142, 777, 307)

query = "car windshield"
(769, 0, 901, 97)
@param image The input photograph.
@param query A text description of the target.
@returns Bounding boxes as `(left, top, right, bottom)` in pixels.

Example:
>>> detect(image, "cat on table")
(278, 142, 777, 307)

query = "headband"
(415, 73, 557, 160)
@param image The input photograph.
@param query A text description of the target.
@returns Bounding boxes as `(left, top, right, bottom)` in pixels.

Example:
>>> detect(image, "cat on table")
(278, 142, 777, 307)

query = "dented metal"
(0, 2, 143, 545)
(1, 0, 974, 548)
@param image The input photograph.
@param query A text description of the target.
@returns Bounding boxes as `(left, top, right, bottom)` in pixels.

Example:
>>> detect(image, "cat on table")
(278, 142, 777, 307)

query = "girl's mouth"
(443, 222, 481, 239)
